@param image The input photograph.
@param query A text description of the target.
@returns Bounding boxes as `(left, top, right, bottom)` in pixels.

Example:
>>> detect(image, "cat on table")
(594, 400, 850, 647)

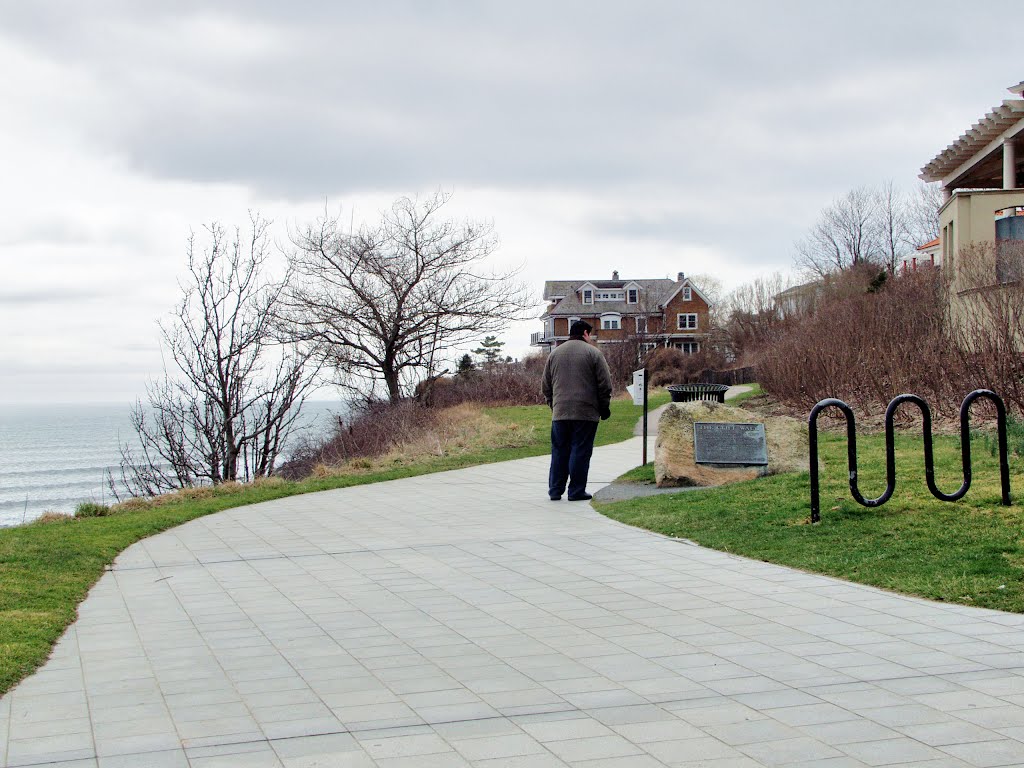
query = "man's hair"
(569, 320, 593, 338)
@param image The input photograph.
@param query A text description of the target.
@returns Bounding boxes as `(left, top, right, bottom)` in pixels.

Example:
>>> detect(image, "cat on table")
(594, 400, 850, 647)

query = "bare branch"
(281, 191, 534, 402)
(118, 214, 320, 496)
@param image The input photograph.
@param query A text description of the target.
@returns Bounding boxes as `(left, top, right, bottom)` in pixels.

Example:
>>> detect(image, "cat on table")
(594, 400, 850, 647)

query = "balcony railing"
(530, 331, 548, 346)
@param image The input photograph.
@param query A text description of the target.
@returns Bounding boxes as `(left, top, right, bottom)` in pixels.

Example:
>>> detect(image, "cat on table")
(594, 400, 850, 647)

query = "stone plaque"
(693, 422, 768, 466)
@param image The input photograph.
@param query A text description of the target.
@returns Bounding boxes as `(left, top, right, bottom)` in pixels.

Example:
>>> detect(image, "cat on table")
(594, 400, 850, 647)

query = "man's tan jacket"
(541, 339, 613, 422)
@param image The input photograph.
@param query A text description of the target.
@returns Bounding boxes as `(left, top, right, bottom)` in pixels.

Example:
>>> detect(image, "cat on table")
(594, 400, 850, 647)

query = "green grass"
(615, 462, 656, 484)
(598, 429, 1024, 613)
(0, 392, 668, 696)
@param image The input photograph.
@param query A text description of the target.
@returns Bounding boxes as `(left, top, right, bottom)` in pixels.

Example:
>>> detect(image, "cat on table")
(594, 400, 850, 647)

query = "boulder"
(655, 401, 809, 488)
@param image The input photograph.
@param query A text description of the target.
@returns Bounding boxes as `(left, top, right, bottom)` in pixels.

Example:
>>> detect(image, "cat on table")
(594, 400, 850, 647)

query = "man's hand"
(599, 403, 611, 420)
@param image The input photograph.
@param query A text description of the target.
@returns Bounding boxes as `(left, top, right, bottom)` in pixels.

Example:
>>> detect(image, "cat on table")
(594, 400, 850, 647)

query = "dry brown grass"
(32, 511, 73, 525)
(110, 478, 271, 513)
(310, 403, 536, 477)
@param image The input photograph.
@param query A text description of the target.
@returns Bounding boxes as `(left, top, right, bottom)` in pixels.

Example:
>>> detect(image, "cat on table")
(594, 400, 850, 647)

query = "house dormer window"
(601, 313, 621, 330)
(596, 291, 624, 301)
(582, 289, 593, 304)
(627, 288, 638, 304)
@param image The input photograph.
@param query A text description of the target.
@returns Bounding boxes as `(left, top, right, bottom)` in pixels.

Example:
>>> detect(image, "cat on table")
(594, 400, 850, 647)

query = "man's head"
(569, 320, 593, 340)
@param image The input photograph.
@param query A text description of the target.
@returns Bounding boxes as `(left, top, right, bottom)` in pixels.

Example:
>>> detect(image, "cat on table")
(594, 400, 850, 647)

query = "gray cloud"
(0, 0, 1019, 403)
(0, 1, 1009, 201)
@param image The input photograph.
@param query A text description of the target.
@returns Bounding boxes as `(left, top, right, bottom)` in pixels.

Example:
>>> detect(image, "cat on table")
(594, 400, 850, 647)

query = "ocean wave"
(0, 465, 119, 482)
(0, 479, 118, 499)
(0, 495, 108, 514)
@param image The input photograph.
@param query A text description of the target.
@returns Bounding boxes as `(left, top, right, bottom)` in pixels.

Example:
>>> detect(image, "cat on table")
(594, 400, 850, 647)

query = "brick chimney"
(612, 270, 619, 280)
(677, 271, 685, 281)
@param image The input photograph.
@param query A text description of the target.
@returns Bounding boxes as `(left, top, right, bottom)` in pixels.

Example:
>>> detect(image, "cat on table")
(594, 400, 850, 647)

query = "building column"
(1004, 138, 1017, 189)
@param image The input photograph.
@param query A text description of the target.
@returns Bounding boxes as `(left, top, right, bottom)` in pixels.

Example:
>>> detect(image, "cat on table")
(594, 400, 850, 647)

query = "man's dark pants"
(548, 420, 599, 499)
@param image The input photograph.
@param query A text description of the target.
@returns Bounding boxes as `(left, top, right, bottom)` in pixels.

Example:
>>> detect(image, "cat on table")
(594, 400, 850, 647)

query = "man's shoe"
(549, 495, 561, 501)
(567, 492, 592, 501)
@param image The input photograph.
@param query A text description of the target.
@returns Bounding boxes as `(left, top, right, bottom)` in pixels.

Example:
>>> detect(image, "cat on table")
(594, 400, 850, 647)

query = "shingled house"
(531, 271, 712, 353)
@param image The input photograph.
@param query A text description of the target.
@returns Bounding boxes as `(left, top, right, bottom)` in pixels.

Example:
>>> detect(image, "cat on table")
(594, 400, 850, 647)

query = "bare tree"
(795, 186, 880, 276)
(906, 181, 944, 248)
(721, 272, 797, 362)
(687, 272, 725, 328)
(116, 216, 318, 497)
(872, 180, 912, 274)
(283, 191, 534, 403)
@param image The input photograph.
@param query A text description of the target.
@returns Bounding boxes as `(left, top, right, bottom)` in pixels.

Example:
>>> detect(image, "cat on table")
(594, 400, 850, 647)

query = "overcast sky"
(1, 1, 1019, 403)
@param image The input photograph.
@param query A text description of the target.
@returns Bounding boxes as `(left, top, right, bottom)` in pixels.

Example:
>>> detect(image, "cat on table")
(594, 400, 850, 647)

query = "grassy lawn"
(598, 427, 1024, 614)
(0, 392, 668, 696)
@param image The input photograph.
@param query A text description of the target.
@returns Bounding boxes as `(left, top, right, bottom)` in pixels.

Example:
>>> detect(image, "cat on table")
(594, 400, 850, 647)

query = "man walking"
(542, 320, 613, 501)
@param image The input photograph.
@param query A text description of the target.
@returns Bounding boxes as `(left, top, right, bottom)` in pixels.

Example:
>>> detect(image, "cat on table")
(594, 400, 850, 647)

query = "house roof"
(916, 237, 940, 251)
(920, 81, 1024, 186)
(542, 276, 709, 317)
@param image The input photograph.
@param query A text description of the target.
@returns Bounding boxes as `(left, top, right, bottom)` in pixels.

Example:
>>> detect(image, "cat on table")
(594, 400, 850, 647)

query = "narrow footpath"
(3, 421, 1024, 766)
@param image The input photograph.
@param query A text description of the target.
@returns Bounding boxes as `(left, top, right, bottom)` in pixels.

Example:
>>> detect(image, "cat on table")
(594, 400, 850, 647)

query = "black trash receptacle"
(666, 384, 729, 403)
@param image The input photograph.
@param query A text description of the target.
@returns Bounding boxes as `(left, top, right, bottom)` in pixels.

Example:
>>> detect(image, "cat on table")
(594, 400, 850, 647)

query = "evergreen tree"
(456, 353, 476, 377)
(472, 335, 505, 366)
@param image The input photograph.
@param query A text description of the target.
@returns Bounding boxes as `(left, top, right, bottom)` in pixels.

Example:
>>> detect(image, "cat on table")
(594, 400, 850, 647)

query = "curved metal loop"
(886, 394, 941, 497)
(808, 390, 1012, 524)
(958, 389, 1011, 506)
(808, 398, 891, 524)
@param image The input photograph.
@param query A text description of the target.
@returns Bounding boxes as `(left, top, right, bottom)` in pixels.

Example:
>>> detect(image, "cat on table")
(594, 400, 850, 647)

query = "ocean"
(0, 401, 345, 527)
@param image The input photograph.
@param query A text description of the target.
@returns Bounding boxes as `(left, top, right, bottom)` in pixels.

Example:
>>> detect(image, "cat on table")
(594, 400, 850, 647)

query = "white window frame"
(582, 289, 593, 304)
(682, 287, 692, 301)
(677, 341, 700, 354)
(627, 288, 638, 304)
(677, 313, 698, 330)
(601, 315, 621, 330)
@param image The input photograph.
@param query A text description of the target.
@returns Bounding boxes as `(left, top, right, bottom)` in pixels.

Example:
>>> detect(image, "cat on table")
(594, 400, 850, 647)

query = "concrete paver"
(2, 434, 1024, 766)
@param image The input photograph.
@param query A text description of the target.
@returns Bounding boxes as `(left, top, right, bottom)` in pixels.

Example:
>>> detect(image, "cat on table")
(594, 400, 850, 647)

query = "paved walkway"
(4, 437, 1024, 767)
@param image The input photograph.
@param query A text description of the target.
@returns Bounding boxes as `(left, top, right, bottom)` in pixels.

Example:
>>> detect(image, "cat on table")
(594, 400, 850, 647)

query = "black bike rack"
(808, 390, 1012, 523)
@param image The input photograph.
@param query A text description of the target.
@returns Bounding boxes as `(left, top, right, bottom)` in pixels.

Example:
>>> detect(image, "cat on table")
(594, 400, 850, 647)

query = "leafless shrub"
(602, 339, 643, 391)
(427, 360, 546, 408)
(281, 400, 441, 479)
(758, 267, 966, 416)
(642, 347, 723, 387)
(951, 240, 1024, 415)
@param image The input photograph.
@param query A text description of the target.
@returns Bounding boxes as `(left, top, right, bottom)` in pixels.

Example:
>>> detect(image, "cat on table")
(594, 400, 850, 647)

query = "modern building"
(531, 271, 712, 353)
(919, 80, 1024, 297)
